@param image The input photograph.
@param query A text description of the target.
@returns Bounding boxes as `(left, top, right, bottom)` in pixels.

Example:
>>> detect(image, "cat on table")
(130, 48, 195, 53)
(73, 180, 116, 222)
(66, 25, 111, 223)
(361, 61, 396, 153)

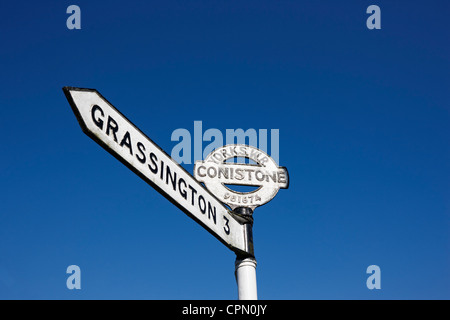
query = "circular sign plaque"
(194, 144, 289, 210)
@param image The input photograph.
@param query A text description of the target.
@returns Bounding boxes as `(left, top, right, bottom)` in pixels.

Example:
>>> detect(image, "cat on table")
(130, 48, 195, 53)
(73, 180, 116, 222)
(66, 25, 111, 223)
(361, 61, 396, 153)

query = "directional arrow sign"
(63, 87, 252, 256)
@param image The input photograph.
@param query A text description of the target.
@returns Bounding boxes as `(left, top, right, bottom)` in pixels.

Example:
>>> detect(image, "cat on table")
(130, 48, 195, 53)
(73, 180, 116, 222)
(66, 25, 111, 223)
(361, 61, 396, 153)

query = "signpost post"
(64, 86, 289, 300)
(233, 207, 258, 300)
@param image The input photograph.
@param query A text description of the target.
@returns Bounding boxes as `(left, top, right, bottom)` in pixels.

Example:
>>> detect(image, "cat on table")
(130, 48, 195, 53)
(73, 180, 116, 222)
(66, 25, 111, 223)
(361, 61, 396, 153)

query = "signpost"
(63, 86, 289, 300)
(194, 145, 289, 210)
(63, 87, 251, 256)
(196, 145, 289, 300)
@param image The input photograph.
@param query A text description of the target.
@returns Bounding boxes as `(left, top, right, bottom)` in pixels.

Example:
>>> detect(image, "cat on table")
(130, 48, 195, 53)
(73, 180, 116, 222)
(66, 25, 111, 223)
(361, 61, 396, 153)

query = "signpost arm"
(232, 207, 258, 300)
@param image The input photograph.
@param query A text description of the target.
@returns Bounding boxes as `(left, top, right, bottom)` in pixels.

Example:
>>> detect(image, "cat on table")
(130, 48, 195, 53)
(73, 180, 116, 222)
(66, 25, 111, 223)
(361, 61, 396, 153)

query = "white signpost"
(64, 86, 289, 300)
(196, 145, 289, 300)
(63, 87, 252, 256)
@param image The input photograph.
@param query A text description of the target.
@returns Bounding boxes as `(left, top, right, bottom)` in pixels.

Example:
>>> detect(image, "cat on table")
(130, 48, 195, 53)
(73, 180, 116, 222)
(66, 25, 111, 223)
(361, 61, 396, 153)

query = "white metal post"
(232, 207, 257, 300)
(235, 257, 258, 300)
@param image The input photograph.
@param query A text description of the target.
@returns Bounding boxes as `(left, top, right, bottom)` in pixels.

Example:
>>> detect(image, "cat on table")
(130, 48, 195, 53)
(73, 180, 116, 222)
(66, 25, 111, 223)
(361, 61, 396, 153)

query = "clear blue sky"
(0, 0, 448, 299)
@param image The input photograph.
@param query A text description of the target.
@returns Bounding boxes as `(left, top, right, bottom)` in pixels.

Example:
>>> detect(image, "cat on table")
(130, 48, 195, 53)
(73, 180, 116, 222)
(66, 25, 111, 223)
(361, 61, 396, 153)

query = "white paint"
(235, 257, 258, 300)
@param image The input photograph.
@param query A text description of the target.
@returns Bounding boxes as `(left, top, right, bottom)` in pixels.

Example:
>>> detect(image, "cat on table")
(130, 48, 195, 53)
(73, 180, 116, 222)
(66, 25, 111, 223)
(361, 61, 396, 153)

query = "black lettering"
(178, 178, 187, 199)
(208, 203, 216, 224)
(199, 195, 206, 214)
(165, 166, 177, 191)
(148, 152, 158, 174)
(160, 160, 164, 180)
(91, 105, 104, 130)
(188, 185, 197, 206)
(136, 142, 146, 164)
(119, 131, 133, 155)
(106, 116, 119, 142)
(223, 216, 230, 235)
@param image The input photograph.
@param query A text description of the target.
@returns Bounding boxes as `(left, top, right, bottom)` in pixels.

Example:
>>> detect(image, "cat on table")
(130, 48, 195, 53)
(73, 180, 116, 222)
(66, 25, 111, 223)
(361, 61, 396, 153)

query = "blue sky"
(0, 0, 448, 299)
